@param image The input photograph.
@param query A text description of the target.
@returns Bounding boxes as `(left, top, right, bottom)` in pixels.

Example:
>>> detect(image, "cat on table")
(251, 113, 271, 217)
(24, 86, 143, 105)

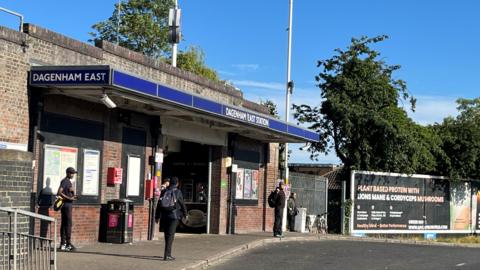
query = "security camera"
(101, 94, 117, 109)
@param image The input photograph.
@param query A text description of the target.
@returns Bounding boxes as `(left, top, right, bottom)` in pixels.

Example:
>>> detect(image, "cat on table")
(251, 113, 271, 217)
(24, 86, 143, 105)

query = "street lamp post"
(282, 0, 294, 233)
(284, 0, 293, 185)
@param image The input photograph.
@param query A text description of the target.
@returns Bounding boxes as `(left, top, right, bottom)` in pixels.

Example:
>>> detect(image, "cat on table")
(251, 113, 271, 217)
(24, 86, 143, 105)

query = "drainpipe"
(226, 133, 237, 234)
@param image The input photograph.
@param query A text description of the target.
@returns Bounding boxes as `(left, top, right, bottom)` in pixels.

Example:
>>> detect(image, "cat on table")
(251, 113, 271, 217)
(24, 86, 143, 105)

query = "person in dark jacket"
(287, 192, 298, 232)
(273, 182, 286, 237)
(58, 167, 78, 251)
(155, 177, 187, 261)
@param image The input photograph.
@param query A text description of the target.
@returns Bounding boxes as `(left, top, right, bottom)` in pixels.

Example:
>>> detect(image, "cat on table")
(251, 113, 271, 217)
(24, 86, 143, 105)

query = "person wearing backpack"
(155, 177, 187, 261)
(273, 182, 286, 237)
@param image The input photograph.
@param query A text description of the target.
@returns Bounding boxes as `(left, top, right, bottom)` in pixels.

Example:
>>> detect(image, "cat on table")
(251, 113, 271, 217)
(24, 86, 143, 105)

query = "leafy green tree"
(293, 35, 437, 174)
(432, 98, 480, 180)
(91, 1, 221, 81)
(260, 99, 279, 118)
(90, 0, 174, 58)
(176, 46, 220, 82)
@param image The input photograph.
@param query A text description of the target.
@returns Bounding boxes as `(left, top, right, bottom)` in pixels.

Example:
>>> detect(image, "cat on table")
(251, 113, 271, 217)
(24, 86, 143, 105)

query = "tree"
(176, 46, 220, 82)
(432, 98, 480, 180)
(260, 99, 279, 118)
(90, 1, 221, 81)
(293, 36, 437, 174)
(90, 0, 174, 58)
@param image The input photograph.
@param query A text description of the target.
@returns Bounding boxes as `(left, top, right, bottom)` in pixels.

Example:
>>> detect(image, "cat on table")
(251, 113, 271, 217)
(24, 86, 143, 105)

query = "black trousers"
(60, 203, 72, 245)
(287, 214, 295, 232)
(163, 218, 179, 257)
(273, 207, 283, 236)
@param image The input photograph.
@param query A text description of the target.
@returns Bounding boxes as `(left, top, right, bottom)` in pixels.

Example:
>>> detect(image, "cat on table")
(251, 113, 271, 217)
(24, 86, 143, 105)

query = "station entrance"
(161, 140, 210, 233)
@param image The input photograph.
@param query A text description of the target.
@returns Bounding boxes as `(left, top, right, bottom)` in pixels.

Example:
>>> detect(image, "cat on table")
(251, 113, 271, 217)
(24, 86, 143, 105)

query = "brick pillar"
(0, 149, 34, 235)
(209, 145, 229, 234)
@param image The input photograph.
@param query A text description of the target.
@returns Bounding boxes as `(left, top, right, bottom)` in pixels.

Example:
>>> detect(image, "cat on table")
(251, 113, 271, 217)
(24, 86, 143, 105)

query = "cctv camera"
(101, 94, 117, 109)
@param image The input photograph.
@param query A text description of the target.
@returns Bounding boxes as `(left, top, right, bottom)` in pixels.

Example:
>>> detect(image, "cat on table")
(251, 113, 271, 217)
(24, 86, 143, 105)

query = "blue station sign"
(223, 106, 270, 128)
(28, 66, 320, 142)
(29, 66, 110, 86)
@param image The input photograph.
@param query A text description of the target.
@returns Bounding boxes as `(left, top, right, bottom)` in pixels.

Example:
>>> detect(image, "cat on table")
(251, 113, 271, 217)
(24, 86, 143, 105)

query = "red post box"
(107, 167, 123, 185)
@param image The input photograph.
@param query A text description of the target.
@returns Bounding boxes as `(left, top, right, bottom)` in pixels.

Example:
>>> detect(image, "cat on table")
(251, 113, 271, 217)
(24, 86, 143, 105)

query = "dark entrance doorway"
(162, 141, 209, 233)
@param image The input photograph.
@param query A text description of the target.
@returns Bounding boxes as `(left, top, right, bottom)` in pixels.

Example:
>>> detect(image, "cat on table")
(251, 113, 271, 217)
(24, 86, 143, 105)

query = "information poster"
(243, 169, 252, 199)
(43, 145, 78, 195)
(127, 156, 141, 196)
(82, 149, 100, 196)
(472, 182, 480, 232)
(251, 170, 259, 199)
(450, 182, 472, 230)
(235, 169, 244, 199)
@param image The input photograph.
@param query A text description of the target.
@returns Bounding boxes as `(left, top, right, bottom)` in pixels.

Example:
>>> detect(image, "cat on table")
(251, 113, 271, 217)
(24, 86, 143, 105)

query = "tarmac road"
(208, 240, 480, 270)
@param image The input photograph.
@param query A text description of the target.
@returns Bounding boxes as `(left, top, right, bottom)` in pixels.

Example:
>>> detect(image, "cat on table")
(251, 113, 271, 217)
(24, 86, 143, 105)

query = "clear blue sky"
(1, 0, 479, 164)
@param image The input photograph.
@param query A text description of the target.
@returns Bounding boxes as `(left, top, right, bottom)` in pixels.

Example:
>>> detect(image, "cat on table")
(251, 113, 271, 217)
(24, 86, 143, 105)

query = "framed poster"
(82, 149, 100, 196)
(43, 145, 78, 195)
(126, 155, 141, 196)
(243, 169, 252, 199)
(236, 168, 244, 199)
(251, 170, 259, 199)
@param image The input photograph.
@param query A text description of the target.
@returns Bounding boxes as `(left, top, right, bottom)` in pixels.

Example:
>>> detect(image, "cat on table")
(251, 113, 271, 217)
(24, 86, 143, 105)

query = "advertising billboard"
(350, 171, 477, 234)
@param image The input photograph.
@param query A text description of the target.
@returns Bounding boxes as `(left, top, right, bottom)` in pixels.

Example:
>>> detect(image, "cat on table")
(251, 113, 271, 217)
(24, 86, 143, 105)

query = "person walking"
(58, 167, 78, 251)
(273, 182, 286, 237)
(287, 192, 298, 232)
(155, 177, 187, 261)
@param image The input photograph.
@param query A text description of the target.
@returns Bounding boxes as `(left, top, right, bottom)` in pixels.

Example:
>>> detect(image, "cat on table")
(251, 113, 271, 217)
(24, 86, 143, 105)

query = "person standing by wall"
(155, 177, 187, 260)
(58, 167, 78, 251)
(287, 192, 298, 232)
(273, 182, 286, 237)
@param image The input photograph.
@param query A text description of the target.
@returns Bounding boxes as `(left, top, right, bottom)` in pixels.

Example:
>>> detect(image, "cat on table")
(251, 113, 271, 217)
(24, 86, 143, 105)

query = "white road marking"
(455, 263, 466, 267)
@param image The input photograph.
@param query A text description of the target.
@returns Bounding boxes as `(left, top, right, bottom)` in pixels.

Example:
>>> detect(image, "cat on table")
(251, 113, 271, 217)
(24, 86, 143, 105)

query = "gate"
(290, 172, 328, 216)
(0, 207, 56, 270)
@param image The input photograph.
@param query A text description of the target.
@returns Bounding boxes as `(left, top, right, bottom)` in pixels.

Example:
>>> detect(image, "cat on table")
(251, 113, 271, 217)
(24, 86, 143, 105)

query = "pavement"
(57, 233, 480, 270)
(57, 232, 321, 270)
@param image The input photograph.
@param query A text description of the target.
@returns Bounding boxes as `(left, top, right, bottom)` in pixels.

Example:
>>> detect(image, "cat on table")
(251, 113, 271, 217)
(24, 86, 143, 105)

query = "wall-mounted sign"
(223, 106, 269, 127)
(82, 149, 100, 196)
(42, 144, 78, 195)
(127, 155, 141, 196)
(30, 67, 110, 86)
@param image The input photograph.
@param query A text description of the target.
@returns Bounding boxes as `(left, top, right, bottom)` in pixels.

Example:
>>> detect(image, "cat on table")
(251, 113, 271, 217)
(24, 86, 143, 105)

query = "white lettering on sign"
(225, 107, 269, 127)
(32, 72, 107, 83)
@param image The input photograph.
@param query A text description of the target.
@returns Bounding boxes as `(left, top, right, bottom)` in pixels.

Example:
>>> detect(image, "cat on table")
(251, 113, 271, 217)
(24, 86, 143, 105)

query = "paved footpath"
(57, 232, 320, 270)
(58, 233, 480, 270)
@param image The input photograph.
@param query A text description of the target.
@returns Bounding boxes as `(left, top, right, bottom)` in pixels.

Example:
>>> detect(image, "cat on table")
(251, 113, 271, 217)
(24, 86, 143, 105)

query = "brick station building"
(0, 23, 318, 244)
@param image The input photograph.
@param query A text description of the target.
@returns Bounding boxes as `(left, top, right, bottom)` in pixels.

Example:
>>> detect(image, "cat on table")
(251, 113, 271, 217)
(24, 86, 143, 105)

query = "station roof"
(29, 65, 320, 143)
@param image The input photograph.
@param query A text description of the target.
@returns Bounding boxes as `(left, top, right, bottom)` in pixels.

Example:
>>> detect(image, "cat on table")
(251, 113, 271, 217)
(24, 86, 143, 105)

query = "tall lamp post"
(284, 0, 294, 184)
(169, 0, 181, 67)
(282, 0, 294, 233)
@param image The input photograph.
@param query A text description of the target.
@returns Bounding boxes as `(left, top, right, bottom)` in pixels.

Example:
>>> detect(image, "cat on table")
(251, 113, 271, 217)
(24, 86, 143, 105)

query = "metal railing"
(0, 7, 24, 32)
(0, 207, 56, 270)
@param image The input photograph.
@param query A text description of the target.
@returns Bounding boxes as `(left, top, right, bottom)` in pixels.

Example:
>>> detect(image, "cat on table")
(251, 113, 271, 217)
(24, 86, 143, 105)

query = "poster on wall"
(126, 155, 141, 196)
(43, 145, 78, 195)
(235, 169, 244, 199)
(351, 171, 451, 233)
(251, 170, 259, 199)
(450, 182, 472, 230)
(472, 182, 480, 232)
(243, 169, 252, 199)
(82, 149, 100, 196)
